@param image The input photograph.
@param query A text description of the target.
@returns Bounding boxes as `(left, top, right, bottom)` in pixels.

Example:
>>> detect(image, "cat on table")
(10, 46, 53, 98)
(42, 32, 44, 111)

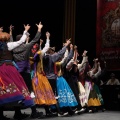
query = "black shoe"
(46, 111, 58, 117)
(46, 112, 54, 117)
(13, 112, 30, 120)
(102, 108, 105, 112)
(30, 111, 44, 119)
(1, 115, 10, 120)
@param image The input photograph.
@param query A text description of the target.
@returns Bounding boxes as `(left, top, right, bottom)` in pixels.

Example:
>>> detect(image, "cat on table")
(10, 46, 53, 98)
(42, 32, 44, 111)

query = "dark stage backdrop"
(75, 0, 97, 65)
(0, 0, 64, 51)
(0, 0, 97, 64)
(97, 0, 120, 70)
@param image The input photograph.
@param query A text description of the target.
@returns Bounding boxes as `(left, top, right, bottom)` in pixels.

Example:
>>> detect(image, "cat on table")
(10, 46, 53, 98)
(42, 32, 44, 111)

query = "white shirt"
(7, 30, 28, 51)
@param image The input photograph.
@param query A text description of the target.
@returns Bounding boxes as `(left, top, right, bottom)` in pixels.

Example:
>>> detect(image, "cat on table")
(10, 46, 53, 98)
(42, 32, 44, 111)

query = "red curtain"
(96, 0, 120, 70)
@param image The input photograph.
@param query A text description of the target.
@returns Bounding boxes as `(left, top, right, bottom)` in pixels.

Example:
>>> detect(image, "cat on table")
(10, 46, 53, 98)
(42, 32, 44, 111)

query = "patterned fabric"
(32, 73, 57, 105)
(87, 83, 101, 107)
(78, 81, 87, 107)
(32, 51, 57, 105)
(93, 84, 104, 105)
(57, 76, 78, 108)
(0, 63, 34, 107)
(84, 81, 92, 103)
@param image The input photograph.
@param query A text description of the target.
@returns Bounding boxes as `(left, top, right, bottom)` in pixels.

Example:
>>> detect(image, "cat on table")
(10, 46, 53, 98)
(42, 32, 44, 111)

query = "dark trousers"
(20, 72, 33, 93)
(48, 79, 57, 95)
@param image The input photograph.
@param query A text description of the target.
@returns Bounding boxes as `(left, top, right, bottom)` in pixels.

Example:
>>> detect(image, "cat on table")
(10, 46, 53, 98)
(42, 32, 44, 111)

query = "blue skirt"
(56, 76, 78, 108)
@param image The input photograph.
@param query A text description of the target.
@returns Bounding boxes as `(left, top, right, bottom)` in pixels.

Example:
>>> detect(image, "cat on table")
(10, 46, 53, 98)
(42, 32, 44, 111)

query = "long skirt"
(93, 84, 104, 105)
(78, 81, 87, 107)
(87, 83, 101, 107)
(84, 81, 92, 103)
(56, 76, 78, 108)
(32, 72, 57, 105)
(0, 63, 34, 108)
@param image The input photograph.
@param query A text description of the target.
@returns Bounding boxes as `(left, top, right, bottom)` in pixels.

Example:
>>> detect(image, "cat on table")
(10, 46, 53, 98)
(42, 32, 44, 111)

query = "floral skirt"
(0, 63, 34, 108)
(32, 72, 57, 105)
(57, 76, 78, 108)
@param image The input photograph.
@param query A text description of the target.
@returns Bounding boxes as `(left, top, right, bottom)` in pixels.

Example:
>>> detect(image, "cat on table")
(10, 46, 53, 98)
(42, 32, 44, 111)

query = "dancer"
(0, 25, 34, 120)
(66, 46, 83, 114)
(31, 32, 58, 117)
(77, 50, 88, 111)
(55, 44, 78, 116)
(43, 38, 71, 115)
(86, 60, 103, 113)
(12, 22, 44, 119)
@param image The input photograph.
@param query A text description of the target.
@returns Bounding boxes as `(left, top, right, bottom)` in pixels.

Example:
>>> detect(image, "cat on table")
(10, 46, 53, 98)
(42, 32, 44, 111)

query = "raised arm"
(93, 62, 102, 78)
(66, 45, 78, 71)
(41, 32, 50, 56)
(26, 22, 43, 48)
(25, 36, 30, 44)
(0, 27, 3, 33)
(67, 44, 74, 62)
(39, 39, 43, 50)
(89, 58, 99, 77)
(7, 24, 30, 51)
(51, 39, 71, 63)
(9, 25, 14, 42)
(78, 50, 88, 70)
(60, 48, 69, 67)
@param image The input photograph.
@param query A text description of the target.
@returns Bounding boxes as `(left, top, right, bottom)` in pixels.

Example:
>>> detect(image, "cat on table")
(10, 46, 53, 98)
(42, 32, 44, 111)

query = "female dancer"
(55, 44, 78, 116)
(0, 24, 35, 120)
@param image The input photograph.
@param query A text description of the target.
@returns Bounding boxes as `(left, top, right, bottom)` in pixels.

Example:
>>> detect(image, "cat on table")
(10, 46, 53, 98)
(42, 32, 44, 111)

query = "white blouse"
(7, 30, 28, 51)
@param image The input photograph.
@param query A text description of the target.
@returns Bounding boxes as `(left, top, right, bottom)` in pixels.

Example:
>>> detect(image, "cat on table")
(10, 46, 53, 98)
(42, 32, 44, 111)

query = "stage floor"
(4, 108, 120, 120)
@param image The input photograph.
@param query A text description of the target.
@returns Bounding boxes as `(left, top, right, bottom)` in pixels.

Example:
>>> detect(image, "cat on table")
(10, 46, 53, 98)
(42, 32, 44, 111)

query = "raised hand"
(64, 38, 71, 46)
(70, 44, 73, 50)
(46, 31, 50, 39)
(74, 45, 77, 50)
(0, 27, 3, 33)
(36, 22, 43, 32)
(9, 25, 14, 31)
(82, 50, 88, 57)
(9, 25, 14, 35)
(24, 24, 31, 31)
(40, 39, 43, 45)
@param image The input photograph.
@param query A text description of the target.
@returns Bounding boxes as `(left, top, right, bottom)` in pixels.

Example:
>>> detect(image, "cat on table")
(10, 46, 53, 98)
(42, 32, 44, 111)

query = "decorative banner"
(96, 0, 120, 70)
